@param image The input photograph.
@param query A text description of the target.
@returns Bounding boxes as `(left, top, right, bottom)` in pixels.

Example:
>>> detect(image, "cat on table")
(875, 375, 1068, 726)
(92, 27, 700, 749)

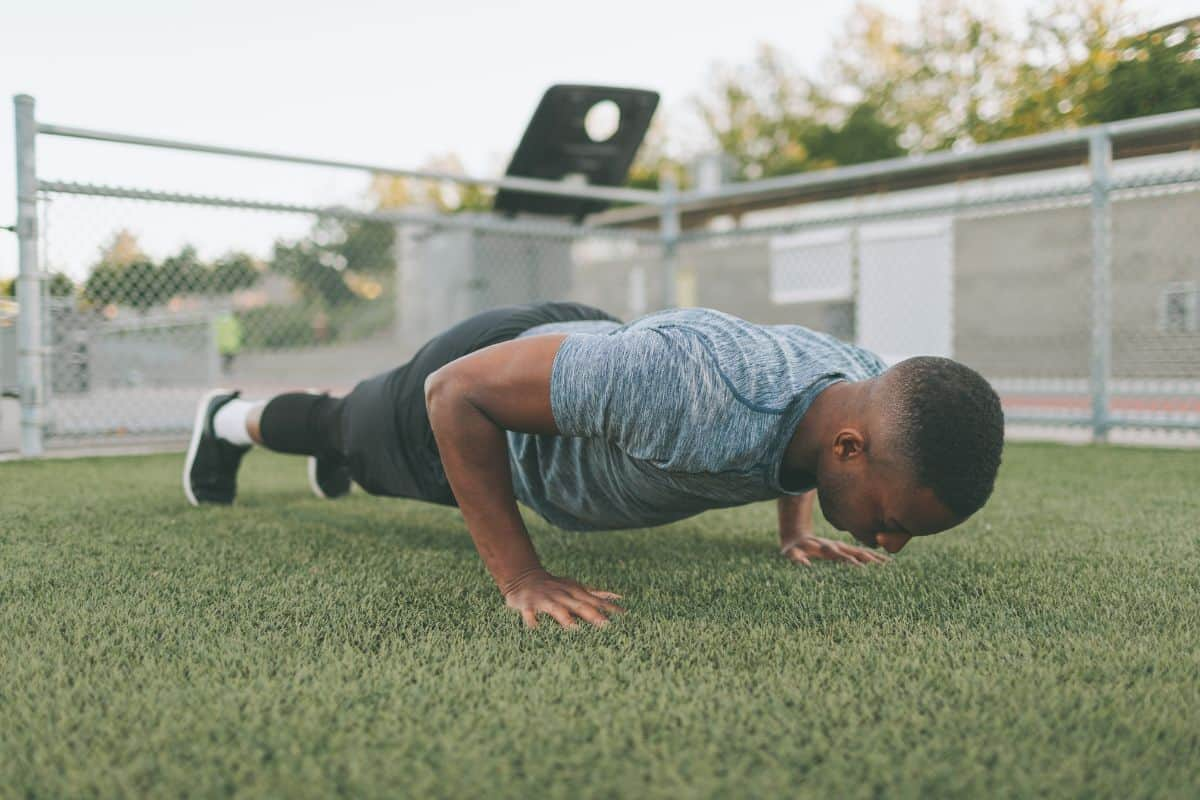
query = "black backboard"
(493, 84, 659, 221)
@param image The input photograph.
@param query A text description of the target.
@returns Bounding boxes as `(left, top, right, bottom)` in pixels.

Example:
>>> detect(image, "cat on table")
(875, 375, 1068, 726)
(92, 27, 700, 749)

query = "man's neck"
(782, 380, 868, 475)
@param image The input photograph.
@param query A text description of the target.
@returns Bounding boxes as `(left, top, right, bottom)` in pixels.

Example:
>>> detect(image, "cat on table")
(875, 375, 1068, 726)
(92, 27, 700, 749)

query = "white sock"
(213, 398, 255, 446)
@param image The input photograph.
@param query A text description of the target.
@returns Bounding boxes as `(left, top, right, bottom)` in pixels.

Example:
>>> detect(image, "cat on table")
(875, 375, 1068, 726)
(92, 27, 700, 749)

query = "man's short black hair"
(886, 356, 1004, 518)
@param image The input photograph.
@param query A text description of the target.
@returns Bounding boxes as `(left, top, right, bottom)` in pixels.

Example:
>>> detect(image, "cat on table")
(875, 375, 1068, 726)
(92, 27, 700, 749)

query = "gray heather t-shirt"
(506, 306, 887, 532)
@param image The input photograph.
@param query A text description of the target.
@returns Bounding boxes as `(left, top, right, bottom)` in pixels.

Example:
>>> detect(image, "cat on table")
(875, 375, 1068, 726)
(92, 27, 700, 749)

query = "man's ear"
(833, 428, 866, 460)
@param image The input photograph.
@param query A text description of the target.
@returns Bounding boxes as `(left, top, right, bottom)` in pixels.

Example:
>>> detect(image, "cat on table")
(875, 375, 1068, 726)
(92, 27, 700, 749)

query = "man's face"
(815, 438, 963, 553)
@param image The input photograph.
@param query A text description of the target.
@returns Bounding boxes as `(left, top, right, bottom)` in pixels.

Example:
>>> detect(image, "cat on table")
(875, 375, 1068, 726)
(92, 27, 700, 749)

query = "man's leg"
(183, 389, 350, 506)
(184, 301, 623, 508)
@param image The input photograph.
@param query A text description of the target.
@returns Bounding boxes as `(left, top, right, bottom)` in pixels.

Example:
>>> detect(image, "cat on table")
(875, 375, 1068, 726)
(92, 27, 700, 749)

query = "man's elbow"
(423, 369, 443, 408)
(424, 367, 460, 419)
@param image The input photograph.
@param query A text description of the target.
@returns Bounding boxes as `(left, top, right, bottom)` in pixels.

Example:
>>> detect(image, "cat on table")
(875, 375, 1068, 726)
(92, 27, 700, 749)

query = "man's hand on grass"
(503, 569, 625, 630)
(781, 535, 891, 567)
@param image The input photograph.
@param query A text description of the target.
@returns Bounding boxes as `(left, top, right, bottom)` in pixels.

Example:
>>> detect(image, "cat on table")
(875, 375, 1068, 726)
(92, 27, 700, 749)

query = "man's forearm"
(426, 378, 544, 594)
(777, 490, 816, 547)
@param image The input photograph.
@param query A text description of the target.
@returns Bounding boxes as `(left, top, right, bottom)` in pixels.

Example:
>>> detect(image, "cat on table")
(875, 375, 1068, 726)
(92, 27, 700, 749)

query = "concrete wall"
(1110, 193, 1200, 379)
(400, 190, 1197, 381)
(955, 193, 1200, 379)
(953, 207, 1093, 377)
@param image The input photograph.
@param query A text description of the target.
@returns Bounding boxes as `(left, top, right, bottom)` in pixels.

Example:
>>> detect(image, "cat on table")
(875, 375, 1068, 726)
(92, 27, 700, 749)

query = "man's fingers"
(850, 546, 887, 565)
(859, 548, 890, 564)
(831, 545, 864, 566)
(586, 589, 624, 601)
(546, 603, 578, 630)
(785, 547, 812, 566)
(521, 608, 538, 629)
(565, 600, 610, 628)
(836, 545, 868, 565)
(560, 590, 616, 627)
(578, 589, 625, 615)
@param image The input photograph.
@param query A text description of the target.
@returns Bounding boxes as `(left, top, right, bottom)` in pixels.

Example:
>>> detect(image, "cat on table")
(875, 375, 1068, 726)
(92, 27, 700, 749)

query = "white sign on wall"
(856, 219, 954, 365)
(768, 228, 854, 304)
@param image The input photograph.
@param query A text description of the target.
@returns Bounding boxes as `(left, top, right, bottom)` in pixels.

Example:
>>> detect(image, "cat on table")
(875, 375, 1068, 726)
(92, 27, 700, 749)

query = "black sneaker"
(183, 388, 251, 506)
(307, 454, 352, 499)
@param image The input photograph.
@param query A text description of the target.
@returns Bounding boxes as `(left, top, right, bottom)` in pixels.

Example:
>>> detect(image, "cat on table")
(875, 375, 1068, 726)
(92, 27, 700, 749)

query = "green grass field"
(2, 442, 1198, 798)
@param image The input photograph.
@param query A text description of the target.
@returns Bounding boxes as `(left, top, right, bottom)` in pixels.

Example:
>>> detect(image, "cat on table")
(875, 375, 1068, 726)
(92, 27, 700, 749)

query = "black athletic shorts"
(340, 301, 622, 506)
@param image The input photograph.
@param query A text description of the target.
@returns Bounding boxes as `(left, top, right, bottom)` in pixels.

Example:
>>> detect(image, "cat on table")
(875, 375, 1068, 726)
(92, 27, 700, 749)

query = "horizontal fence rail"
(35, 122, 665, 206)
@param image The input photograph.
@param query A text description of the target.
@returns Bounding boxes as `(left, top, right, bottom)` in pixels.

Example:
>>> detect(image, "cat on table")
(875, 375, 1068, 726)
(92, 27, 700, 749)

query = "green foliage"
(369, 159, 495, 215)
(235, 304, 326, 350)
(46, 272, 75, 298)
(269, 240, 358, 309)
(1, 443, 1198, 796)
(695, 0, 1193, 176)
(83, 243, 262, 310)
(697, 45, 836, 180)
(626, 118, 688, 190)
(84, 257, 168, 310)
(270, 217, 395, 309)
(79, 217, 393, 349)
(805, 102, 907, 167)
(1, 273, 76, 300)
(1087, 22, 1200, 122)
(828, 0, 1023, 152)
(158, 244, 207, 296)
(335, 220, 396, 275)
(208, 252, 260, 294)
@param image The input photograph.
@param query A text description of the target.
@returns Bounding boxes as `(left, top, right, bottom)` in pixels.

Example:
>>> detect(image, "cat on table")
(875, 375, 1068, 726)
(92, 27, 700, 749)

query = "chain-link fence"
(672, 148, 1200, 445)
(13, 187, 661, 449)
(6, 95, 1199, 455)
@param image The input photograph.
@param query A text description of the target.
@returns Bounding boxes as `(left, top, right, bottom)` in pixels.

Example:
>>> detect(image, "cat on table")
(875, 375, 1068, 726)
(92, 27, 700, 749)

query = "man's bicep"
(424, 333, 568, 436)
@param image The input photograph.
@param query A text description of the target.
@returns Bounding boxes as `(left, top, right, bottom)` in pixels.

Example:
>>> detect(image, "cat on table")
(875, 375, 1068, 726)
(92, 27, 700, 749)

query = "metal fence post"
(660, 174, 680, 310)
(14, 94, 45, 456)
(1088, 130, 1113, 443)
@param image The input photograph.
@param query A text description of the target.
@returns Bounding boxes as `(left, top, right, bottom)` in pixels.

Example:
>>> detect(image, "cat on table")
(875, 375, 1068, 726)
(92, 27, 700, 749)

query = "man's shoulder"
(637, 307, 887, 381)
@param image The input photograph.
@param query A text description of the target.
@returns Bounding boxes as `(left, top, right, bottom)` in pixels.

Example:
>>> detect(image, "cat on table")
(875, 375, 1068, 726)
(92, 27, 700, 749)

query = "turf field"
(2, 442, 1198, 798)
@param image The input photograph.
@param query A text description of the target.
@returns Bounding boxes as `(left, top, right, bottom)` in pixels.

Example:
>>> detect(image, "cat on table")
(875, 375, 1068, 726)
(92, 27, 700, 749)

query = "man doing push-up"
(184, 300, 1004, 630)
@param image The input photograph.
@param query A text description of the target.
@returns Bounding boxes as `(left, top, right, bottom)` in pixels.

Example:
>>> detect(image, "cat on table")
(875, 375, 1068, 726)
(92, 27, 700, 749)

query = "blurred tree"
(83, 230, 166, 310)
(694, 43, 908, 180)
(208, 252, 261, 294)
(158, 244, 208, 297)
(714, 0, 1184, 166)
(84, 237, 261, 310)
(2, 273, 75, 298)
(99, 228, 145, 266)
(158, 244, 207, 297)
(268, 212, 394, 309)
(696, 44, 825, 179)
(270, 236, 358, 309)
(369, 154, 492, 214)
(805, 102, 907, 166)
(996, 0, 1133, 138)
(1086, 18, 1200, 122)
(827, 0, 1023, 151)
(84, 257, 166, 311)
(828, 0, 1195, 145)
(334, 219, 396, 275)
(626, 116, 687, 190)
(47, 272, 75, 298)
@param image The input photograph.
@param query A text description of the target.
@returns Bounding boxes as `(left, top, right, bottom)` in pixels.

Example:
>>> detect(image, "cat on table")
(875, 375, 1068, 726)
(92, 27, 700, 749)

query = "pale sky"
(1, 0, 1193, 281)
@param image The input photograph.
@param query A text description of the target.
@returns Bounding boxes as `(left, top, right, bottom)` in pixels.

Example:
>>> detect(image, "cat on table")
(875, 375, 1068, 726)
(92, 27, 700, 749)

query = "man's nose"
(875, 533, 911, 554)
